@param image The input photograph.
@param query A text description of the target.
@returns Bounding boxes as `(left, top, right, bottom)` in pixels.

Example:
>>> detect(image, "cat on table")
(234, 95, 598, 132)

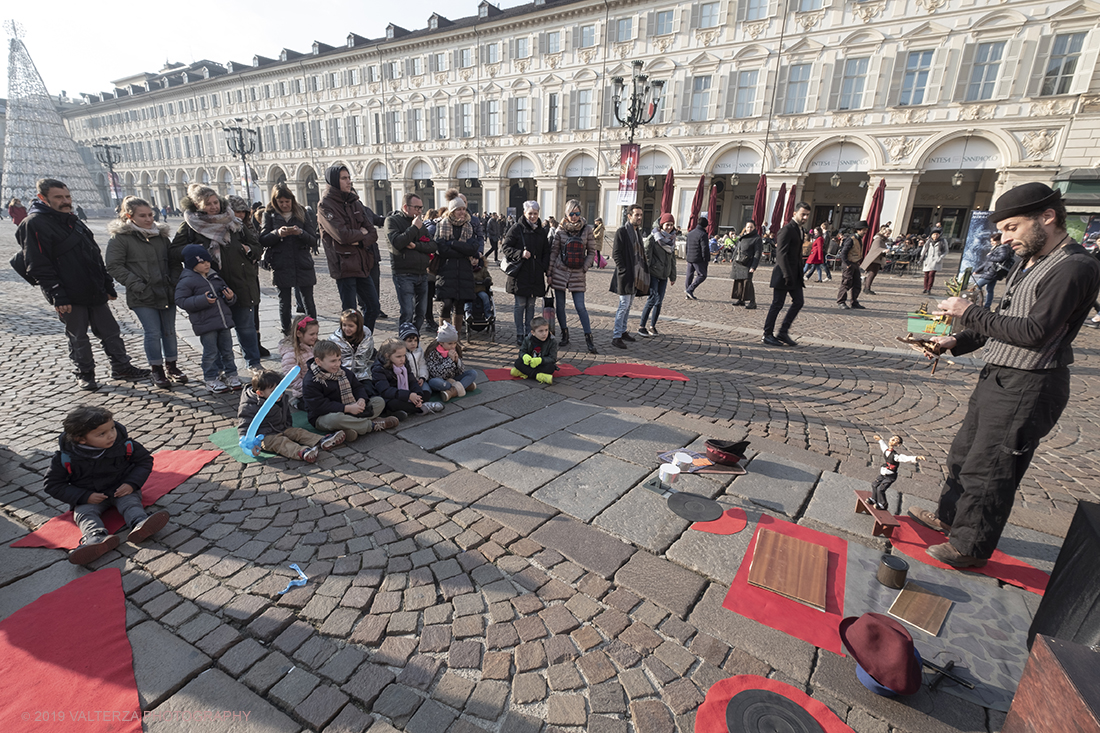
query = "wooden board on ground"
(888, 580, 953, 636)
(854, 489, 901, 538)
(747, 528, 829, 611)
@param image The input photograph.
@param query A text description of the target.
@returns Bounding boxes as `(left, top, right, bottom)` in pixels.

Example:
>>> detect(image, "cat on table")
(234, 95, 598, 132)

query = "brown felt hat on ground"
(839, 613, 923, 695)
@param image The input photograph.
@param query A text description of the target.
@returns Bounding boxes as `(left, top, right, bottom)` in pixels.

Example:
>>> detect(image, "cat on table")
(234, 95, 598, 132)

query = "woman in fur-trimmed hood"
(105, 196, 189, 387)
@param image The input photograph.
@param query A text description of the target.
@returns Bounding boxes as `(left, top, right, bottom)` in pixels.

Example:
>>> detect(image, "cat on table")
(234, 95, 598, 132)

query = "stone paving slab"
(532, 454, 651, 522)
(477, 432, 604, 495)
(367, 440, 458, 486)
(995, 521, 1062, 574)
(0, 559, 85, 622)
(531, 515, 637, 580)
(469, 487, 558, 536)
(398, 406, 510, 451)
(565, 409, 650, 444)
(436, 427, 532, 472)
(505, 399, 604, 441)
(447, 379, 527, 408)
(0, 516, 65, 588)
(482, 385, 563, 418)
(602, 422, 701, 468)
(593, 485, 690, 555)
(145, 668, 301, 733)
(726, 453, 821, 518)
(614, 550, 708, 619)
(665, 500, 761, 585)
(129, 621, 213, 708)
(801, 471, 897, 544)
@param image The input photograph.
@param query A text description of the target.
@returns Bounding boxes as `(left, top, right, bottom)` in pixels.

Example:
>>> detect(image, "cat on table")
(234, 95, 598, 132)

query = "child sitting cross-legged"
(45, 405, 170, 565)
(303, 340, 397, 442)
(280, 314, 320, 408)
(330, 309, 375, 381)
(372, 340, 445, 419)
(424, 322, 478, 401)
(399, 322, 430, 387)
(238, 370, 345, 463)
(511, 316, 558, 384)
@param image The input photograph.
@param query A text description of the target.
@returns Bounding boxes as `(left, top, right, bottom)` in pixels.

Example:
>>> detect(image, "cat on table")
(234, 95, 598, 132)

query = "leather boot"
(559, 327, 570, 347)
(441, 386, 460, 402)
(585, 333, 598, 354)
(150, 365, 171, 389)
(165, 362, 189, 384)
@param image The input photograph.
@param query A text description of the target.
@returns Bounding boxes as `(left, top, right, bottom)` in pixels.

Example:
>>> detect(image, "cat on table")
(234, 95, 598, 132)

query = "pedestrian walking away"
(836, 221, 867, 310)
(910, 182, 1100, 569)
(683, 217, 709, 299)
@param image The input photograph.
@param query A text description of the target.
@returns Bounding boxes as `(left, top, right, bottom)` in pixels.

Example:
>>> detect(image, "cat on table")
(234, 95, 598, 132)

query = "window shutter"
(994, 39, 1024, 99)
(608, 21, 618, 44)
(429, 54, 437, 73)
(572, 27, 581, 49)
(806, 62, 824, 112)
(772, 65, 789, 115)
(724, 73, 738, 117)
(507, 98, 517, 134)
(509, 39, 516, 61)
(677, 79, 690, 121)
(480, 101, 488, 137)
(768, 0, 780, 17)
(827, 62, 843, 110)
(689, 3, 701, 30)
(926, 46, 951, 104)
(531, 97, 542, 134)
(864, 54, 885, 109)
(1070, 28, 1100, 95)
(953, 44, 977, 101)
(430, 107, 439, 140)
(568, 90, 578, 130)
(1025, 38, 1050, 97)
(453, 49, 461, 70)
(539, 33, 548, 54)
(889, 51, 907, 105)
(602, 86, 614, 127)
(405, 59, 414, 77)
(647, 12, 656, 38)
(452, 104, 460, 137)
(718, 2, 729, 25)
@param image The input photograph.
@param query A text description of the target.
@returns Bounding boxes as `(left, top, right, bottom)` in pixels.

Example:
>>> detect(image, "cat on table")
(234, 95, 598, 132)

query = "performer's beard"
(1012, 220, 1049, 260)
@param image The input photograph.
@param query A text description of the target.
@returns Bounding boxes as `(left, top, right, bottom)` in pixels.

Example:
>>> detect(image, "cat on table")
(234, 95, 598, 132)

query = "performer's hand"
(872, 435, 881, 441)
(929, 335, 956, 355)
(917, 456, 926, 461)
(934, 297, 972, 318)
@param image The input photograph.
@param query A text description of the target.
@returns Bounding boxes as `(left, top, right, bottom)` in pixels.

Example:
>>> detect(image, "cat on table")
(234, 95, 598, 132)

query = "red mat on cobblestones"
(11, 449, 219, 549)
(891, 517, 1049, 595)
(583, 363, 689, 381)
(482, 363, 582, 381)
(0, 568, 142, 733)
(691, 507, 748, 535)
(696, 675, 853, 733)
(722, 515, 847, 656)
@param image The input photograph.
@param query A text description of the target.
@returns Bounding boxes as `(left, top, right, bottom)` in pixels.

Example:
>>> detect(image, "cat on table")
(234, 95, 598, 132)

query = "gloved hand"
(523, 354, 533, 366)
(529, 356, 542, 368)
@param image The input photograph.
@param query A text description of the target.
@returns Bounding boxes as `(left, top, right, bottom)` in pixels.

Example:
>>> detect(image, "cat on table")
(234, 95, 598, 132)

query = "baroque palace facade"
(63, 0, 1100, 238)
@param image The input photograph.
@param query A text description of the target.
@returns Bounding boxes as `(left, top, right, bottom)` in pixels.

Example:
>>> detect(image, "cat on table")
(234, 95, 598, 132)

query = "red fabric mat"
(482, 363, 582, 381)
(891, 516, 1049, 595)
(696, 675, 853, 733)
(11, 449, 219, 549)
(0, 568, 142, 733)
(722, 514, 848, 656)
(583, 363, 689, 381)
(691, 507, 748, 535)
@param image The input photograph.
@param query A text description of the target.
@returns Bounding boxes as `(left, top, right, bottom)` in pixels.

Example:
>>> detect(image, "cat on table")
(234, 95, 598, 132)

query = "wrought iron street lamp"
(223, 118, 258, 202)
(611, 60, 666, 145)
(93, 140, 123, 202)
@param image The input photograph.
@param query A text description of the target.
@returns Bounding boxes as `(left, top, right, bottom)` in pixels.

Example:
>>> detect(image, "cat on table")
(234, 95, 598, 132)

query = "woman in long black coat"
(259, 184, 318, 335)
(501, 200, 550, 343)
(434, 195, 480, 334)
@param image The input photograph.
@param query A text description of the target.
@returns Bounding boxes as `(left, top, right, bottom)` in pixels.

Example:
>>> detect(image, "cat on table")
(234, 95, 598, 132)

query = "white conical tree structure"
(2, 21, 106, 214)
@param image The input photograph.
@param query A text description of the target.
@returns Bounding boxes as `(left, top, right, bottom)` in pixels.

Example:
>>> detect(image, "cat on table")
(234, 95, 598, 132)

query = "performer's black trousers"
(937, 364, 1069, 559)
(870, 473, 897, 508)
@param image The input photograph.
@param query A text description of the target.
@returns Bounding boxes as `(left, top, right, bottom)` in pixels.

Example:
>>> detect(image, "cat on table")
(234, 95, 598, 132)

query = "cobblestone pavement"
(0, 217, 1090, 733)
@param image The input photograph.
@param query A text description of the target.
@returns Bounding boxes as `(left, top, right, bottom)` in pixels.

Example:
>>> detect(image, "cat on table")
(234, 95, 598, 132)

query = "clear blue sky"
(5, 1, 526, 98)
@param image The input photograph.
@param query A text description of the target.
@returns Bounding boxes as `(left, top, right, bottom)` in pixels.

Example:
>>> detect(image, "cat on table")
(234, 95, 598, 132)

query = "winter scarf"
(183, 208, 241, 264)
(394, 364, 409, 392)
(652, 227, 675, 250)
(309, 361, 356, 405)
(560, 214, 586, 235)
(437, 214, 473, 243)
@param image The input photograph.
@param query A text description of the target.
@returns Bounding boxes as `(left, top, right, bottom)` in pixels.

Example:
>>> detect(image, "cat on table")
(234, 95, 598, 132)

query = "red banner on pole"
(617, 143, 640, 206)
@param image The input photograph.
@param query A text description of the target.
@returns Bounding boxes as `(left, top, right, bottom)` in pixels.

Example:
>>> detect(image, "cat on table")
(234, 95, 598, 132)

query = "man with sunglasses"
(909, 183, 1100, 569)
(385, 193, 435, 332)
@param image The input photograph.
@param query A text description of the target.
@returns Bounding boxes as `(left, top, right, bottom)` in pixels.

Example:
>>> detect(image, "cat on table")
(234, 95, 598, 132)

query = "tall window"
(547, 31, 561, 53)
(460, 48, 473, 68)
(899, 50, 933, 106)
(413, 109, 426, 141)
(515, 38, 529, 58)
(294, 121, 307, 148)
(1042, 33, 1086, 96)
(330, 118, 344, 146)
(460, 103, 473, 137)
(385, 110, 401, 143)
(434, 106, 448, 139)
(744, 0, 767, 21)
(432, 52, 446, 72)
(349, 68, 361, 85)
(328, 72, 340, 89)
(655, 11, 674, 35)
(785, 63, 812, 114)
(488, 101, 501, 135)
(799, 0, 823, 10)
(699, 2, 720, 28)
(734, 70, 758, 118)
(485, 43, 499, 63)
(183, 136, 192, 157)
(372, 114, 382, 145)
(690, 76, 712, 121)
(838, 57, 869, 110)
(580, 25, 595, 47)
(411, 57, 423, 75)
(387, 61, 399, 80)
(617, 18, 633, 40)
(368, 65, 380, 83)
(516, 97, 528, 133)
(278, 124, 291, 149)
(967, 41, 1005, 101)
(548, 93, 559, 132)
(577, 90, 595, 129)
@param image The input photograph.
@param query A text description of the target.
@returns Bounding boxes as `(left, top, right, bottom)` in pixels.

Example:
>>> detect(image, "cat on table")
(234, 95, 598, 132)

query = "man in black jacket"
(683, 217, 709, 299)
(836, 220, 867, 310)
(18, 178, 147, 391)
(762, 202, 810, 347)
(384, 193, 435, 332)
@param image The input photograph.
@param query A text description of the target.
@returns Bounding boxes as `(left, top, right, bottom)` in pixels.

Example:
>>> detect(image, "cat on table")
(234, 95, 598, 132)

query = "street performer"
(908, 182, 1100, 568)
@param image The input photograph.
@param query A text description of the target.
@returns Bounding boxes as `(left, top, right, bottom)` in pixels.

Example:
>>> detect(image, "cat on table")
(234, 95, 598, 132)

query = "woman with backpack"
(548, 199, 598, 353)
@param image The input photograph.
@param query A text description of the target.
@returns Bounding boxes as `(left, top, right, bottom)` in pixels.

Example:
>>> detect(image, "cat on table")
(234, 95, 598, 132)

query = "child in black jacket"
(44, 405, 169, 565)
(371, 340, 445, 419)
(511, 316, 558, 384)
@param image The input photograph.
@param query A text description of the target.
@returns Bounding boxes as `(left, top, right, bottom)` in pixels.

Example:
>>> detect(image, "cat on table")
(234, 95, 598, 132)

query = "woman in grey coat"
(105, 196, 188, 388)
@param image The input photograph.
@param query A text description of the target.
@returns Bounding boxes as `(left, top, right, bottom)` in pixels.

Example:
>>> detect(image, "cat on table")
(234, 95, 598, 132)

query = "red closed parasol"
(687, 174, 705, 231)
(864, 178, 886, 235)
(752, 174, 768, 230)
(706, 184, 719, 237)
(784, 184, 797, 226)
(660, 168, 675, 215)
(769, 183, 786, 236)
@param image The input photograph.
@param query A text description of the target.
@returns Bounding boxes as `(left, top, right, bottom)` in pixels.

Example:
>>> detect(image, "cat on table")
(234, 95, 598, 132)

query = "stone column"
(992, 167, 1061, 203)
(535, 177, 563, 219)
(434, 179, 457, 210)
(763, 173, 804, 232)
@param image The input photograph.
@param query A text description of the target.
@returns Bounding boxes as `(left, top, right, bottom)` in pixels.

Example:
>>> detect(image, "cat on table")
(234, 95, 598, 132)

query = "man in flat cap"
(908, 182, 1100, 568)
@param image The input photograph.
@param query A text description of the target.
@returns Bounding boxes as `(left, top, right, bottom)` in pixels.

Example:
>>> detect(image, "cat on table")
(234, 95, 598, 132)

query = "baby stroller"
(464, 288, 497, 342)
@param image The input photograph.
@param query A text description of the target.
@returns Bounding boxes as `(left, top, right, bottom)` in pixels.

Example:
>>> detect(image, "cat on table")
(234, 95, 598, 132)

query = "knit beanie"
(227, 195, 251, 213)
(398, 322, 420, 340)
(659, 213, 675, 226)
(448, 197, 467, 213)
(183, 244, 212, 269)
(436, 321, 458, 343)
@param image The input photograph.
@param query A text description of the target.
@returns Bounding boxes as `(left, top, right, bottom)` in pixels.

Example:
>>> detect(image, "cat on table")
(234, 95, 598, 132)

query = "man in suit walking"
(762, 202, 810, 347)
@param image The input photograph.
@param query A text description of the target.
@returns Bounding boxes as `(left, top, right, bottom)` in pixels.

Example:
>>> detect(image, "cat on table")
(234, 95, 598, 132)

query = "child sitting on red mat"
(511, 316, 558, 384)
(44, 405, 170, 565)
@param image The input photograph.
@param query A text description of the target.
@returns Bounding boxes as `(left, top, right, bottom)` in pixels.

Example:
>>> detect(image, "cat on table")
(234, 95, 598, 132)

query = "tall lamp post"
(93, 140, 123, 203)
(611, 60, 666, 144)
(223, 118, 258, 202)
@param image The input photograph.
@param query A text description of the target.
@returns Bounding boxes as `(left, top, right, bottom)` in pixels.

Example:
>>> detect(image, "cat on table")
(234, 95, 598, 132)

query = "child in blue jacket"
(175, 244, 239, 394)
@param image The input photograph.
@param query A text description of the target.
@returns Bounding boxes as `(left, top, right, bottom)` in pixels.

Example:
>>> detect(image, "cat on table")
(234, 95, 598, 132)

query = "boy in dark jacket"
(302, 341, 397, 442)
(45, 405, 168, 565)
(237, 371, 345, 463)
(511, 316, 558, 384)
(176, 244, 240, 394)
